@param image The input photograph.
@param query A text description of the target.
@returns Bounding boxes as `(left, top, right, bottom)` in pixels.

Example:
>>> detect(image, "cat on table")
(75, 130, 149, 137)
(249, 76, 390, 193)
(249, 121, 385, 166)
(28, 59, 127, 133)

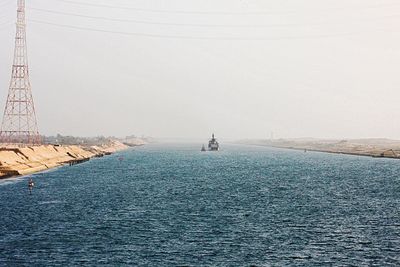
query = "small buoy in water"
(118, 156, 124, 161)
(28, 178, 34, 194)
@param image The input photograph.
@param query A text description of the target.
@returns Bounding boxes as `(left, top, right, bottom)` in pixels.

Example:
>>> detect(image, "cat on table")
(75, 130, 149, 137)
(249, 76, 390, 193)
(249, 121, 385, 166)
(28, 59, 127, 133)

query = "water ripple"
(0, 144, 400, 266)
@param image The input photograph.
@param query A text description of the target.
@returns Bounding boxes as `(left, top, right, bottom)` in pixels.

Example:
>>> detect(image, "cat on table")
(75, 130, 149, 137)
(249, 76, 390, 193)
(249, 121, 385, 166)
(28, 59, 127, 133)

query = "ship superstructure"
(208, 134, 219, 151)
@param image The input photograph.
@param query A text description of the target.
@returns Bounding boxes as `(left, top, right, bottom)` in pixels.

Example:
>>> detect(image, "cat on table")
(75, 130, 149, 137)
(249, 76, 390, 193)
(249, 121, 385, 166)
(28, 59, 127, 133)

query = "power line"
(42, 0, 400, 16)
(46, 0, 288, 15)
(27, 7, 307, 28)
(29, 19, 363, 41)
(28, 7, 400, 29)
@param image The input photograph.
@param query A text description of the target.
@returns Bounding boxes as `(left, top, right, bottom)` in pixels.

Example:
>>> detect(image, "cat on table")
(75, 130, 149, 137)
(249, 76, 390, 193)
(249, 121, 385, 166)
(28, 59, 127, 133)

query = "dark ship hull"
(208, 134, 219, 151)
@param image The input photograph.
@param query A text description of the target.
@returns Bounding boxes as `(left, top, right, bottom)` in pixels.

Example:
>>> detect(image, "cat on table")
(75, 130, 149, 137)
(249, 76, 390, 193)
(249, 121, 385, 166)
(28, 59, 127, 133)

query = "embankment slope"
(0, 141, 128, 178)
(238, 138, 400, 159)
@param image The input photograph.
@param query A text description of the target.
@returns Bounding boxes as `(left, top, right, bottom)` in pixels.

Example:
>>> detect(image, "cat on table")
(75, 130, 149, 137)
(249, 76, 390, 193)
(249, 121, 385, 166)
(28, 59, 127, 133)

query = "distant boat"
(201, 144, 206, 152)
(208, 134, 220, 151)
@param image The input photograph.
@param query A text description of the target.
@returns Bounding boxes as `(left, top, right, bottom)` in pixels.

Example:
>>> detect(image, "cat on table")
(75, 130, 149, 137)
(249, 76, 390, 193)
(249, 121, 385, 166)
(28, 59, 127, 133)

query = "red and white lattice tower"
(0, 0, 41, 145)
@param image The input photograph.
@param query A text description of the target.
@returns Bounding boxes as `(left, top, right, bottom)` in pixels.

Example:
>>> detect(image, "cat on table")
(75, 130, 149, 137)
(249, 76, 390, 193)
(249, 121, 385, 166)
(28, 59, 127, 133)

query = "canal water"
(0, 144, 399, 266)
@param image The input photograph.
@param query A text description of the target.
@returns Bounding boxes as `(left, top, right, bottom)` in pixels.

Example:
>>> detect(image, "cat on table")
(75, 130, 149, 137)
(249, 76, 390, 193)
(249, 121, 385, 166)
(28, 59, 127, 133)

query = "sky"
(0, 0, 400, 140)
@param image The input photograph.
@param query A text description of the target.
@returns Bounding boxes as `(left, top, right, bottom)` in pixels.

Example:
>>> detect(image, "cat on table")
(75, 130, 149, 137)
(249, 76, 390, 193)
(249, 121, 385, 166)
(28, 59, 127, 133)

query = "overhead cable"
(29, 19, 363, 41)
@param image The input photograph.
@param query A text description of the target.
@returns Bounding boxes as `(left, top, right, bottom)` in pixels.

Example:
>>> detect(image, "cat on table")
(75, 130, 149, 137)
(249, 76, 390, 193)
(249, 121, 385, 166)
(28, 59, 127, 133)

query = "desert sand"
(0, 141, 129, 179)
(239, 138, 400, 159)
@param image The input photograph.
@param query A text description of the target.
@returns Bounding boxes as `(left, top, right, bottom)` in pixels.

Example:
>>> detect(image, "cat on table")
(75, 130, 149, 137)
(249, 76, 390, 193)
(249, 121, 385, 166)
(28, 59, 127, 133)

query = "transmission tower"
(0, 0, 41, 145)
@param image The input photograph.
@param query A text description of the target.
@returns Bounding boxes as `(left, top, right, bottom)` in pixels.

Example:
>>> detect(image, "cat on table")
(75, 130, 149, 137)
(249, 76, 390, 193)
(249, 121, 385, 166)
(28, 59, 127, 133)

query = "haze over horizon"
(1, 0, 400, 140)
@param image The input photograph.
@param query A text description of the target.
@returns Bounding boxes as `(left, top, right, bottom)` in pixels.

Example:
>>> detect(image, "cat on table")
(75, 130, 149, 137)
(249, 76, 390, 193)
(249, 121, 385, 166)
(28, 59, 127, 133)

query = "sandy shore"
(0, 141, 130, 179)
(238, 138, 400, 159)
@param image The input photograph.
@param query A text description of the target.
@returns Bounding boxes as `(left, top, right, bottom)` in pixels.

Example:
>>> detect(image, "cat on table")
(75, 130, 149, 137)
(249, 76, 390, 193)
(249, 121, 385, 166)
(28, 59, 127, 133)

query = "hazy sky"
(0, 0, 400, 140)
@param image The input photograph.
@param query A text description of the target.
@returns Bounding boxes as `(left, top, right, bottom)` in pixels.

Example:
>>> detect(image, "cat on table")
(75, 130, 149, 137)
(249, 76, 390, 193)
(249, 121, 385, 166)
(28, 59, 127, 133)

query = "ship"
(208, 134, 220, 151)
(201, 144, 206, 152)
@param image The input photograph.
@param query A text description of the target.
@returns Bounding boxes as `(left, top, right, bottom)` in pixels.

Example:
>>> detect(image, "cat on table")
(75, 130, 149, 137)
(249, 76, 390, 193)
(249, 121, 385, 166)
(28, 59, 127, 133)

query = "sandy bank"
(238, 138, 400, 159)
(0, 141, 129, 179)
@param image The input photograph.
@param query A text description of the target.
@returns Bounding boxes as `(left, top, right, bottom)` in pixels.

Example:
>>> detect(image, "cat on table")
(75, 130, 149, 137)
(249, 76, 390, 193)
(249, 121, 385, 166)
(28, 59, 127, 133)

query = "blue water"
(1, 144, 400, 266)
